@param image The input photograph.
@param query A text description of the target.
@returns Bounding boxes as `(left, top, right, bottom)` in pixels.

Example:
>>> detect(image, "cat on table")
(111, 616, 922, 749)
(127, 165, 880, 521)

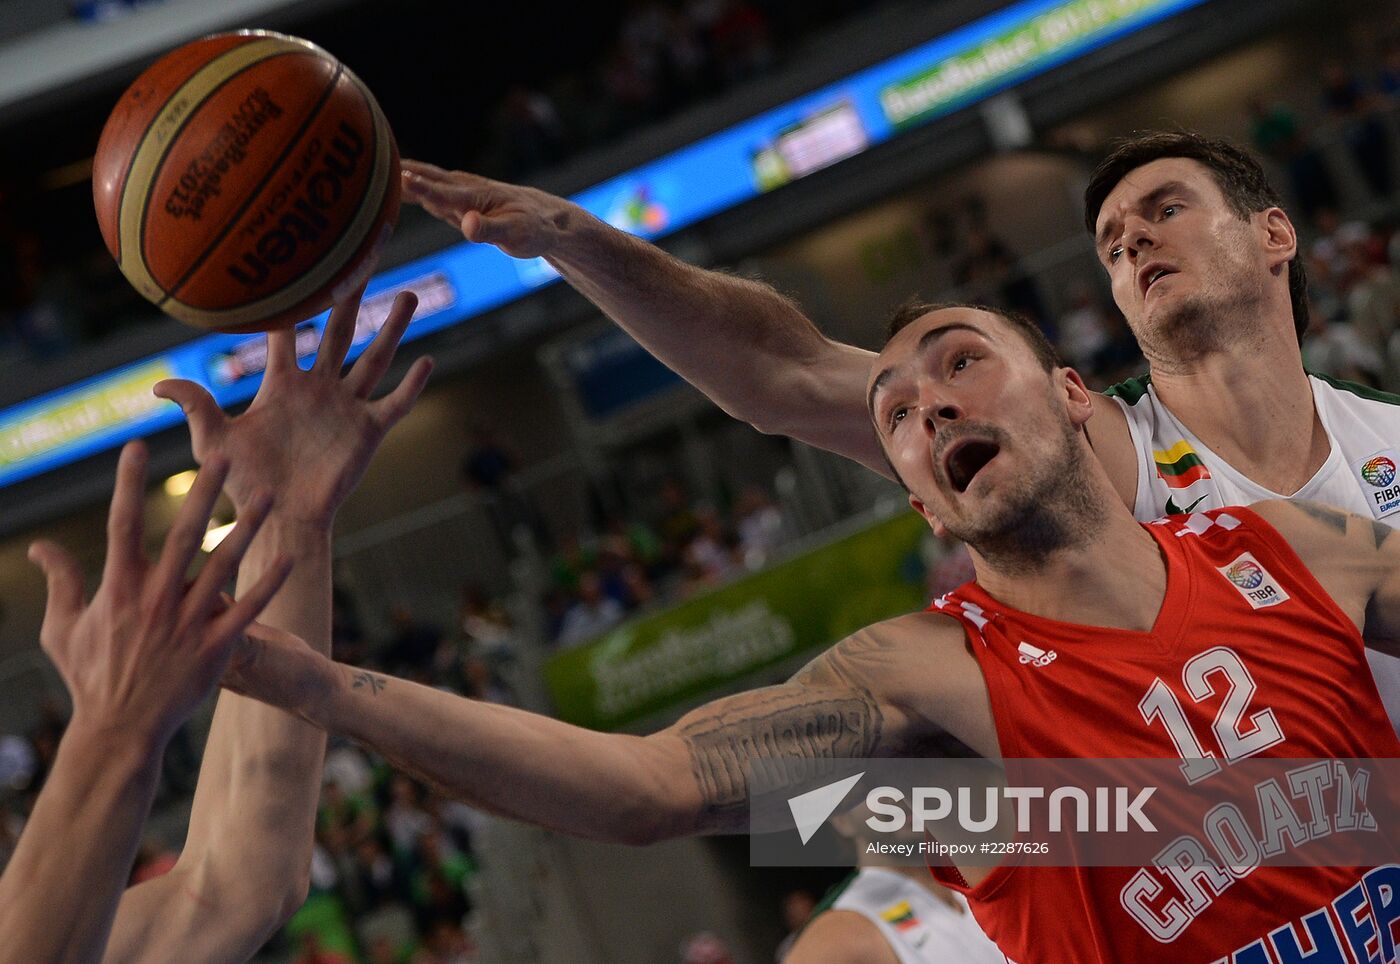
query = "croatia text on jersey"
(1209, 864, 1400, 964)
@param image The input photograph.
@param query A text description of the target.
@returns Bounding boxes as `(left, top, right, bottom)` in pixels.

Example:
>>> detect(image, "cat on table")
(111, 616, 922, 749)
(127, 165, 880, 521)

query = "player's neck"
(1145, 329, 1328, 495)
(972, 506, 1166, 633)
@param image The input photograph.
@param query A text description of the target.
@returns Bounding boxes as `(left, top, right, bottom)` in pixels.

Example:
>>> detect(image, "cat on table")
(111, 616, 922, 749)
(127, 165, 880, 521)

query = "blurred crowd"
(543, 480, 787, 648)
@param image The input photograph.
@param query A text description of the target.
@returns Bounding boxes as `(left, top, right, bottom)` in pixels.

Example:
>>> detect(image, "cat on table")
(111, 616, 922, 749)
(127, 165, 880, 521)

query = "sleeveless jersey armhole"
(1109, 393, 1155, 521)
(1212, 505, 1368, 656)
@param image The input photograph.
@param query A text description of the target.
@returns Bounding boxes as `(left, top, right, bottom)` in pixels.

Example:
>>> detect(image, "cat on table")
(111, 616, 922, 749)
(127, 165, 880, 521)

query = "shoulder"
(844, 611, 997, 760)
(831, 611, 983, 685)
(1241, 499, 1390, 627)
(1246, 498, 1385, 550)
(784, 909, 899, 964)
(1309, 371, 1400, 411)
(1085, 390, 1137, 510)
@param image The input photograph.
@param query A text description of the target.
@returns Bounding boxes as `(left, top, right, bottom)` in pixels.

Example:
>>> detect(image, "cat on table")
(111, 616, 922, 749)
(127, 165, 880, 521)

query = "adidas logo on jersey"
(1017, 641, 1057, 667)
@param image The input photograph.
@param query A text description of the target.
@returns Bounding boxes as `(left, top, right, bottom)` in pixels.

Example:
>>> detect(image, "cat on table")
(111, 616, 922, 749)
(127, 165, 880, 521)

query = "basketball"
(92, 30, 400, 333)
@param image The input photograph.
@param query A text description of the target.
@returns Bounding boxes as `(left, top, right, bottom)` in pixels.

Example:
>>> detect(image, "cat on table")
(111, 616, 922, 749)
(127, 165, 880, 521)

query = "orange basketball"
(92, 30, 400, 333)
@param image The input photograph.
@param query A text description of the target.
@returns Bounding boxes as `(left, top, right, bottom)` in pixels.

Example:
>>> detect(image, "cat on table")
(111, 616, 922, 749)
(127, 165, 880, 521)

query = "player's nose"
(916, 387, 963, 437)
(1124, 215, 1157, 255)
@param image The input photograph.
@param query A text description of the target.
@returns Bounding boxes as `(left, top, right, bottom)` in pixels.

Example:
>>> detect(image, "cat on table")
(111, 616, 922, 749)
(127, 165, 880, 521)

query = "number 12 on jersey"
(1138, 646, 1287, 784)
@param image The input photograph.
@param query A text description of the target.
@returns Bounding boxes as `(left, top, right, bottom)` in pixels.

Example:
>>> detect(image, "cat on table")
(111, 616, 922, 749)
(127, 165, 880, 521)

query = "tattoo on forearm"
(1295, 501, 1349, 535)
(679, 687, 883, 824)
(351, 671, 387, 695)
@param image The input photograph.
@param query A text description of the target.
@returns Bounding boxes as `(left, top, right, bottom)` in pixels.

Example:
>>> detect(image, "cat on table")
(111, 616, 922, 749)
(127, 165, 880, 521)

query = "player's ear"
(1260, 207, 1297, 273)
(909, 494, 949, 539)
(1059, 367, 1094, 429)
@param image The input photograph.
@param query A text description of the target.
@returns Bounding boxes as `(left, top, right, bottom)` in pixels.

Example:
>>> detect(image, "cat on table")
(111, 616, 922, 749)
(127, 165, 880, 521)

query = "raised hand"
(26, 441, 290, 749)
(152, 283, 433, 530)
(401, 159, 578, 259)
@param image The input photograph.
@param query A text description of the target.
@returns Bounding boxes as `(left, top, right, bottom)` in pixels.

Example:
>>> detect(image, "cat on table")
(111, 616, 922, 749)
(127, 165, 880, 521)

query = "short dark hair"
(877, 301, 1060, 492)
(884, 299, 1061, 371)
(1082, 131, 1309, 343)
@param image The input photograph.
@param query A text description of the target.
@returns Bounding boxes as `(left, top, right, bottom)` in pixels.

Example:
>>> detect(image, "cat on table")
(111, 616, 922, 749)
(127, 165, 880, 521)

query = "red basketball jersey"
(928, 507, 1400, 963)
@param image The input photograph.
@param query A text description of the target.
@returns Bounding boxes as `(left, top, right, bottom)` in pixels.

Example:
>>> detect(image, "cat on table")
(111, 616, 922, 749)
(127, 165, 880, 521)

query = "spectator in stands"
(954, 218, 1049, 336)
(682, 507, 739, 591)
(385, 604, 448, 675)
(1055, 280, 1113, 372)
(385, 775, 435, 858)
(1247, 96, 1339, 223)
(557, 570, 627, 646)
(1321, 60, 1394, 198)
(710, 0, 774, 84)
(491, 86, 568, 176)
(735, 485, 785, 569)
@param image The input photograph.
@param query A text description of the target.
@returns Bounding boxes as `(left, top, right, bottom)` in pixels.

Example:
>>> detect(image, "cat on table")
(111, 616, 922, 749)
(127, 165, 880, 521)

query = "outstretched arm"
(402, 161, 889, 478)
(104, 288, 432, 963)
(225, 620, 960, 845)
(0, 444, 287, 964)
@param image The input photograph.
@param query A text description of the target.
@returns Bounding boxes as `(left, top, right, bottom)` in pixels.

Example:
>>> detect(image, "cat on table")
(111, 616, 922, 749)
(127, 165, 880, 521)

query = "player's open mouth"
(1138, 262, 1178, 298)
(943, 439, 1000, 493)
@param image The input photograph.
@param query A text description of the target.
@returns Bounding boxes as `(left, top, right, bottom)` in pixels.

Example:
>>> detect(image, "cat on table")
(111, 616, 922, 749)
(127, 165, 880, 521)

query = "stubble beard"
(1136, 257, 1270, 366)
(943, 415, 1106, 576)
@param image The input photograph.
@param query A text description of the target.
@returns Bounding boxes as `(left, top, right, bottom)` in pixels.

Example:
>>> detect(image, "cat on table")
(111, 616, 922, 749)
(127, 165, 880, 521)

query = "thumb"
(28, 540, 83, 622)
(153, 379, 225, 450)
(462, 210, 531, 256)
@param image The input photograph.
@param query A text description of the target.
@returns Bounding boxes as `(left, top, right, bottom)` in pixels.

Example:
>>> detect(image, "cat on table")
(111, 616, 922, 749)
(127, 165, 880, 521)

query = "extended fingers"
(150, 456, 229, 609)
(345, 290, 418, 398)
(402, 164, 493, 223)
(371, 355, 434, 430)
(153, 380, 226, 458)
(181, 490, 274, 625)
(102, 441, 149, 595)
(28, 540, 84, 623)
(315, 277, 370, 375)
(264, 326, 300, 377)
(208, 554, 293, 649)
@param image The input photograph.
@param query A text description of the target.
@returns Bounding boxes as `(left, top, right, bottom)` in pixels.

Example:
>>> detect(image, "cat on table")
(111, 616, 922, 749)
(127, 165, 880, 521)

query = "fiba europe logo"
(1362, 456, 1397, 488)
(1225, 560, 1265, 590)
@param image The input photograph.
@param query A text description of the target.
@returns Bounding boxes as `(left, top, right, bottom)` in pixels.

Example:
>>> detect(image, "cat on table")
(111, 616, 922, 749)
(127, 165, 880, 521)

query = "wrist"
(302, 658, 348, 729)
(242, 515, 333, 559)
(63, 711, 165, 773)
(547, 202, 606, 262)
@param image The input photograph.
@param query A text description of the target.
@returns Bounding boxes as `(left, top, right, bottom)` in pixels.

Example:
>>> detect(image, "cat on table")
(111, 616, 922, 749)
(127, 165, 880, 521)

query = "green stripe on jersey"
(1309, 370, 1400, 407)
(1103, 373, 1152, 405)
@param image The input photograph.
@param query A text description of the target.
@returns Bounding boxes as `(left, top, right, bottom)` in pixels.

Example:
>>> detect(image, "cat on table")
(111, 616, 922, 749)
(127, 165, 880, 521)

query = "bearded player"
(399, 132, 1400, 737)
(223, 303, 1400, 961)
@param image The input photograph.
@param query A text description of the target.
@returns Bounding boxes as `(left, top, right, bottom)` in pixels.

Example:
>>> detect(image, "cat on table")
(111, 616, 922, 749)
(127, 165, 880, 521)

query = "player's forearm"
(302, 661, 689, 846)
(0, 720, 162, 964)
(546, 210, 887, 473)
(175, 524, 330, 926)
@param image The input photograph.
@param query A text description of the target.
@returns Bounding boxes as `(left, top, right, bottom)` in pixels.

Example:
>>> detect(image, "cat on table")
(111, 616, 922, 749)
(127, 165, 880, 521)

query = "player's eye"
(950, 353, 973, 375)
(1161, 204, 1179, 218)
(1108, 245, 1123, 265)
(888, 407, 908, 431)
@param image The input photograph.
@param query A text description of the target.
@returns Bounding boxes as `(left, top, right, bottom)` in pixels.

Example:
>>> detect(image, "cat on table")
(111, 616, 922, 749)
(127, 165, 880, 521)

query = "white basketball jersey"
(1108, 372, 1400, 730)
(825, 868, 1005, 964)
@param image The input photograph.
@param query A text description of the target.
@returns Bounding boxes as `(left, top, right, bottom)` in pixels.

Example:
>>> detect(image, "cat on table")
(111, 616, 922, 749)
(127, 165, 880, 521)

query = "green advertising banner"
(543, 511, 931, 731)
(880, 0, 1179, 129)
